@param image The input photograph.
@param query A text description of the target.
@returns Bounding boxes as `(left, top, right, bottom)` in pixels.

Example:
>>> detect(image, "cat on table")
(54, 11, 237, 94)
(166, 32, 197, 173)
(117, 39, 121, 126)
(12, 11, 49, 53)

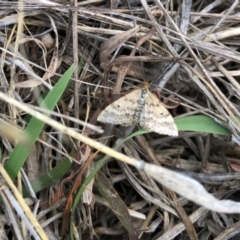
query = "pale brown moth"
(97, 84, 178, 136)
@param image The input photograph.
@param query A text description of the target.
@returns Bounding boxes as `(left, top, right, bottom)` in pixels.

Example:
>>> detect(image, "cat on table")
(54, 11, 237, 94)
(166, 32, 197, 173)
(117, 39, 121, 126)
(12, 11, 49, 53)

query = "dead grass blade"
(0, 164, 48, 239)
(61, 150, 97, 236)
(95, 170, 138, 240)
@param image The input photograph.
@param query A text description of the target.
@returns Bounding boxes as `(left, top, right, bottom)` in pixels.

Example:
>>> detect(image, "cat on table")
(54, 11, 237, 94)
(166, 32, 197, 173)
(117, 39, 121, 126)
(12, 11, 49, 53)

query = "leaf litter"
(1, 0, 240, 239)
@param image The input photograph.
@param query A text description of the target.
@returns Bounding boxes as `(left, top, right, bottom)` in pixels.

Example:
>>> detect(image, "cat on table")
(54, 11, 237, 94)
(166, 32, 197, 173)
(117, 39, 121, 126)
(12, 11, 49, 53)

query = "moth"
(97, 85, 178, 136)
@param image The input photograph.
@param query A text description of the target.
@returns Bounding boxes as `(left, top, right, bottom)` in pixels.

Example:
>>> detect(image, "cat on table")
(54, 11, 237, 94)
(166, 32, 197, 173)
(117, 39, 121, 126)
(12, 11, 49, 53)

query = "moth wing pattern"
(139, 91, 178, 136)
(97, 89, 141, 126)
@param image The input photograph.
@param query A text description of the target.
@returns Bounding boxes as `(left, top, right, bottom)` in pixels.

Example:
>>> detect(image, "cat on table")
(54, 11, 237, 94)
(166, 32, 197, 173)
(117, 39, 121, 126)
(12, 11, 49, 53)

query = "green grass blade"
(119, 115, 231, 137)
(175, 115, 230, 135)
(5, 65, 75, 180)
(23, 158, 72, 196)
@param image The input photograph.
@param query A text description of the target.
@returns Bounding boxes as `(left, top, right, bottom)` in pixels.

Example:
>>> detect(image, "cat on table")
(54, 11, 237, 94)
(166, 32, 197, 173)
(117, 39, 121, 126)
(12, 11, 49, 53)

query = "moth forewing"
(139, 90, 178, 136)
(97, 89, 141, 126)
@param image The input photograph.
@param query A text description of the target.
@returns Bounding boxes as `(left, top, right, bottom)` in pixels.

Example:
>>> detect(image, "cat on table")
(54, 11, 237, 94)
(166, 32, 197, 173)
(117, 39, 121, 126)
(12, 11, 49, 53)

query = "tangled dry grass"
(1, 0, 240, 239)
